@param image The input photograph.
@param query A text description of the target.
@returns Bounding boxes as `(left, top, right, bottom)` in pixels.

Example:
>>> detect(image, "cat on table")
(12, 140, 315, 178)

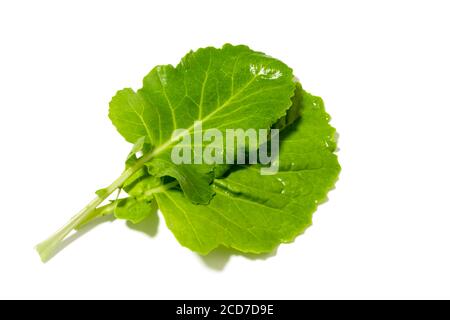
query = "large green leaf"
(109, 44, 295, 204)
(154, 88, 341, 254)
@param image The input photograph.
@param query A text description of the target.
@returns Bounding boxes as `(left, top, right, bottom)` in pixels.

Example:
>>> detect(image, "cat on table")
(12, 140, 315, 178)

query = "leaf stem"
(35, 150, 156, 262)
(74, 202, 117, 231)
(74, 180, 180, 229)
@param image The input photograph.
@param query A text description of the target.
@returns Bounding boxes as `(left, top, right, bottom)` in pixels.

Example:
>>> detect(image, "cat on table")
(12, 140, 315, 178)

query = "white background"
(1, 0, 449, 300)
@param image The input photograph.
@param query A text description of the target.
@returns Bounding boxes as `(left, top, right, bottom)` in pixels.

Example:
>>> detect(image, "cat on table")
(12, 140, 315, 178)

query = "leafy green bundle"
(36, 44, 340, 262)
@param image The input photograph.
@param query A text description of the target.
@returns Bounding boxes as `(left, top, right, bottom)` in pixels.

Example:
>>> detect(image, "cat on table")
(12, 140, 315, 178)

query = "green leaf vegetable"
(36, 44, 340, 262)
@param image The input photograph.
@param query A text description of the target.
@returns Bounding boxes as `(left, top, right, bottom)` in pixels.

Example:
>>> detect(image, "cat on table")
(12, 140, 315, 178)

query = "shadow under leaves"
(199, 246, 278, 271)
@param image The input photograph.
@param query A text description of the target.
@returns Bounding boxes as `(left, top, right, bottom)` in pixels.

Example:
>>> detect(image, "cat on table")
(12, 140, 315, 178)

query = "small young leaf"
(124, 175, 162, 200)
(125, 136, 151, 167)
(146, 157, 214, 205)
(114, 197, 157, 225)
